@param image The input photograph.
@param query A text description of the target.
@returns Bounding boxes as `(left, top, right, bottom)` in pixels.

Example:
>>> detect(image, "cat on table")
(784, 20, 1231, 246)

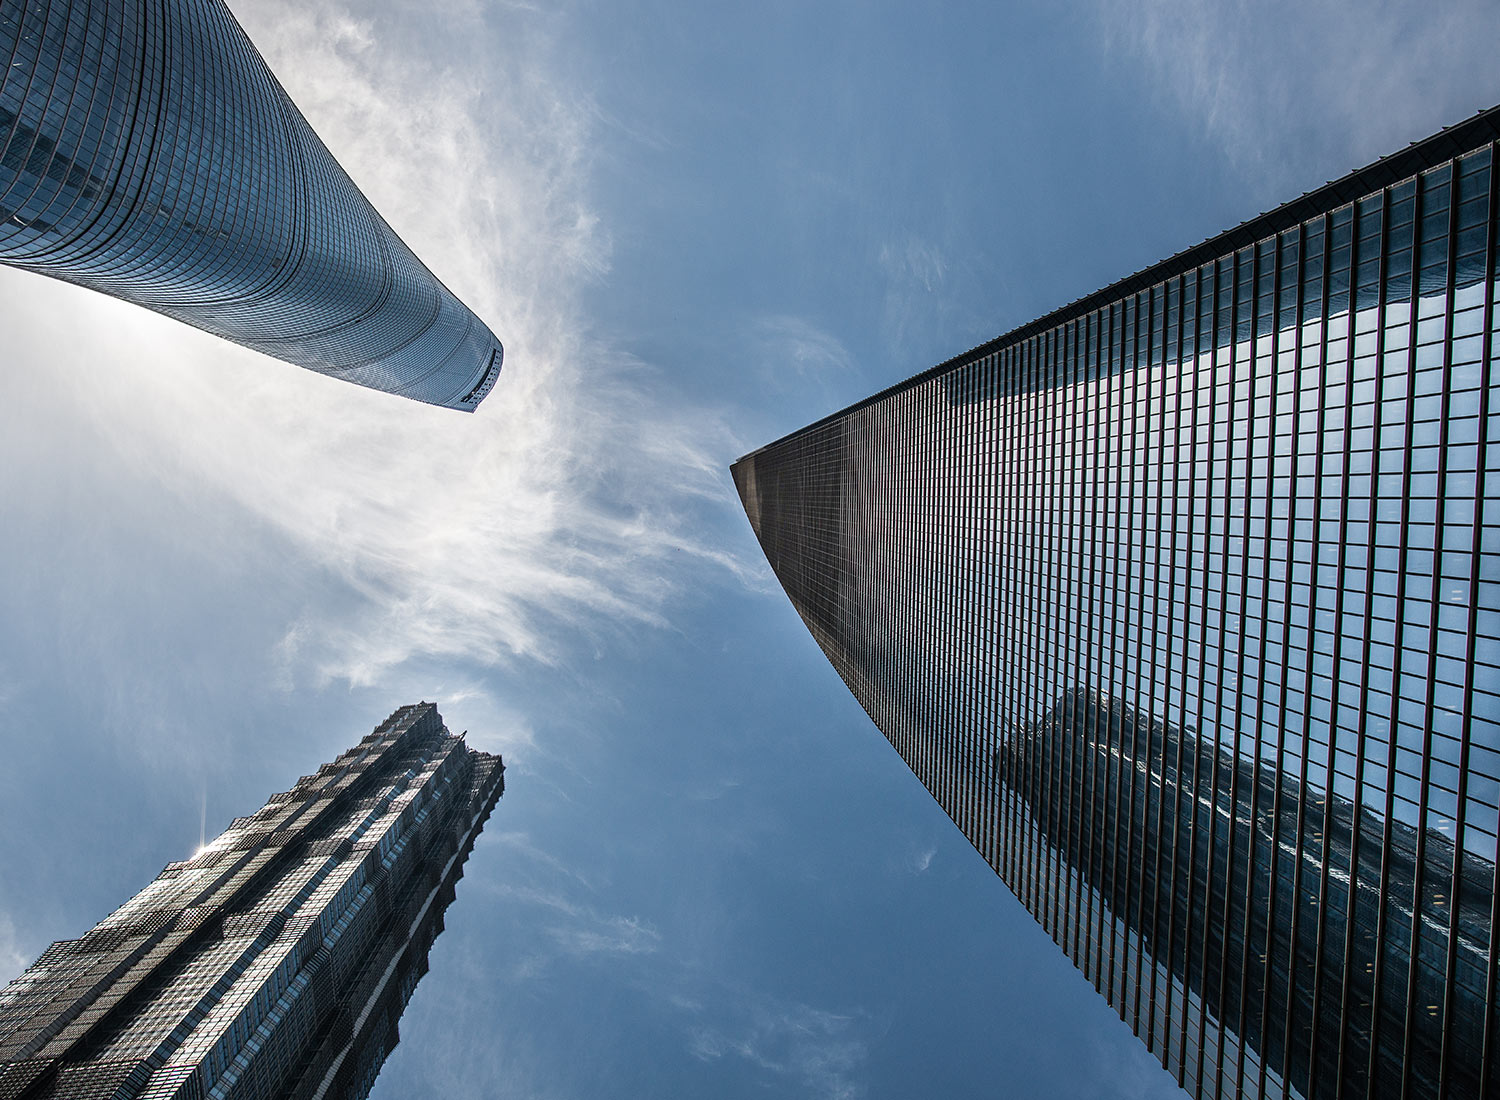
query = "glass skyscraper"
(733, 109, 1500, 1099)
(0, 702, 504, 1100)
(0, 0, 503, 411)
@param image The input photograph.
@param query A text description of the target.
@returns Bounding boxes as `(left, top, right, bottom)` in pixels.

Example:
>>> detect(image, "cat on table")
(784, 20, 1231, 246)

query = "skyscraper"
(733, 108, 1500, 1099)
(0, 702, 504, 1100)
(0, 1, 503, 411)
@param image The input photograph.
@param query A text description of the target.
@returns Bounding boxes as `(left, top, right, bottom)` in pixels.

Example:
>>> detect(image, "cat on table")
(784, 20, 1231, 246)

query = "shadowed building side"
(733, 107, 1500, 1099)
(0, 0, 502, 411)
(1000, 689, 1493, 1100)
(0, 703, 504, 1100)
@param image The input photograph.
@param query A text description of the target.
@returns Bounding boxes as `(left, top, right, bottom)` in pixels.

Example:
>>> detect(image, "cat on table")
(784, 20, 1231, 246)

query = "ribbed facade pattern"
(0, 703, 504, 1100)
(0, 0, 503, 410)
(733, 110, 1500, 1099)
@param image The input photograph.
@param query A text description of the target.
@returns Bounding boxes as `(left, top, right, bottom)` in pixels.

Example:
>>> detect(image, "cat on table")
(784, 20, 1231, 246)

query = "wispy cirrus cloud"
(688, 998, 867, 1100)
(878, 232, 949, 353)
(548, 915, 662, 958)
(463, 828, 873, 1098)
(751, 315, 855, 381)
(234, 0, 749, 682)
(1092, 0, 1500, 186)
(0, 0, 748, 696)
(490, 880, 661, 971)
(0, 912, 30, 986)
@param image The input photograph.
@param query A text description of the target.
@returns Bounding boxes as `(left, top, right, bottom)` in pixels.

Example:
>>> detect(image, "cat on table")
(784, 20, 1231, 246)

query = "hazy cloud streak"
(1092, 0, 1500, 184)
(0, 913, 29, 981)
(6, 0, 748, 692)
(688, 999, 867, 1100)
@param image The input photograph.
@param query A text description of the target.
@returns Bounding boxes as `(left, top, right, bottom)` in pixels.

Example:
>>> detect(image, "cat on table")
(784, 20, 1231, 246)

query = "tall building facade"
(0, 702, 504, 1100)
(0, 1, 503, 411)
(733, 109, 1500, 1099)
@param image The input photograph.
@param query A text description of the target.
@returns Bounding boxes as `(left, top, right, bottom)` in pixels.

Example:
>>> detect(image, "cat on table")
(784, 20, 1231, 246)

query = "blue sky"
(3, 1, 1500, 1097)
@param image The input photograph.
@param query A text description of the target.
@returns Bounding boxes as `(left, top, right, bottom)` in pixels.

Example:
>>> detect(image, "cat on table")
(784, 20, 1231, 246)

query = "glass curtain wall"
(0, 0, 503, 409)
(733, 114, 1500, 1100)
(0, 704, 504, 1100)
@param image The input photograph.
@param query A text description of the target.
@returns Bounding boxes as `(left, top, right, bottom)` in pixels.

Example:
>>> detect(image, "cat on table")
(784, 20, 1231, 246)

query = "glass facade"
(733, 109, 1500, 1099)
(0, 703, 505, 1100)
(0, 0, 503, 411)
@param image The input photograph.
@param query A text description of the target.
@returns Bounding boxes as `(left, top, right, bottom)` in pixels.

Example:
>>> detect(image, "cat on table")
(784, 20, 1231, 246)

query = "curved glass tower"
(0, 0, 503, 411)
(735, 109, 1500, 1099)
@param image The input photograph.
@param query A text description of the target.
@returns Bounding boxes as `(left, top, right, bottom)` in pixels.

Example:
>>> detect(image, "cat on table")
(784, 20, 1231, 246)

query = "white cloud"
(486, 831, 595, 887)
(0, 911, 31, 986)
(547, 915, 661, 958)
(878, 233, 949, 352)
(1093, 0, 1500, 185)
(752, 315, 855, 380)
(0, 0, 750, 697)
(688, 999, 867, 1100)
(878, 235, 947, 295)
(486, 879, 660, 973)
(441, 828, 873, 1098)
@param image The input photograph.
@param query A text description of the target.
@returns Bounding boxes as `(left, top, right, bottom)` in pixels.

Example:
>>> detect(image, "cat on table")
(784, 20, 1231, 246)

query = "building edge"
(732, 103, 1500, 466)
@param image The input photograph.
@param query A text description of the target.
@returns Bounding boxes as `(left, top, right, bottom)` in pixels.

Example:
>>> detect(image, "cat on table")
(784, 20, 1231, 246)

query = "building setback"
(733, 108, 1500, 1099)
(0, 0, 503, 410)
(0, 703, 503, 1100)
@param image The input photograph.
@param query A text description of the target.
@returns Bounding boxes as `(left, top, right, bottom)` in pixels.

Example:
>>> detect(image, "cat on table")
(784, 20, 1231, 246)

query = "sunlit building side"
(0, 703, 504, 1100)
(733, 109, 1500, 1099)
(0, 0, 502, 410)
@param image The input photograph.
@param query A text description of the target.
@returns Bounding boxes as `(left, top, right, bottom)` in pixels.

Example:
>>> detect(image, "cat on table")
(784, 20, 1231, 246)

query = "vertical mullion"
(1025, 335, 1041, 917)
(1036, 332, 1052, 931)
(1062, 320, 1083, 964)
(1231, 241, 1267, 1096)
(1444, 142, 1499, 1100)
(1164, 270, 1194, 1083)
(1474, 139, 1500, 1100)
(1138, 284, 1162, 1046)
(1104, 299, 1125, 1010)
(953, 376, 965, 845)
(1209, 250, 1244, 1098)
(1144, 280, 1173, 1058)
(941, 378, 953, 815)
(1341, 185, 1389, 1097)
(1020, 339, 1038, 915)
(1110, 294, 1128, 1020)
(994, 359, 1012, 885)
(1094, 306, 1114, 1002)
(1044, 328, 1064, 944)
(957, 370, 966, 819)
(1078, 315, 1100, 989)
(981, 354, 995, 860)
(1088, 308, 1108, 1000)
(984, 350, 1001, 867)
(1307, 200, 1351, 1096)
(1007, 345, 1026, 909)
(1124, 289, 1148, 1033)
(1363, 174, 1426, 1096)
(1402, 162, 1463, 1100)
(1271, 219, 1314, 1099)
(1252, 229, 1292, 1100)
(994, 353, 1012, 877)
(1190, 259, 1221, 1097)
